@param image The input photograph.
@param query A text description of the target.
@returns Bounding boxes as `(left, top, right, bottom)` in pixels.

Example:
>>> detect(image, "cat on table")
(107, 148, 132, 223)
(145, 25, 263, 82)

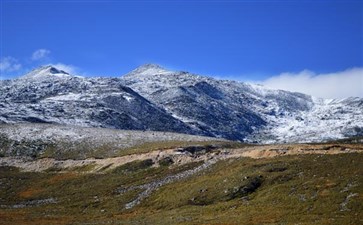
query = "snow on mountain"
(121, 64, 362, 143)
(248, 96, 363, 143)
(122, 66, 318, 141)
(124, 64, 175, 77)
(0, 64, 362, 143)
(0, 66, 193, 134)
(21, 65, 73, 80)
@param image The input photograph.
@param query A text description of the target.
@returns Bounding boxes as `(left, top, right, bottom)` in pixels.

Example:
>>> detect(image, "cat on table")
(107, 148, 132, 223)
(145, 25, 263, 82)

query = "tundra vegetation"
(0, 139, 362, 225)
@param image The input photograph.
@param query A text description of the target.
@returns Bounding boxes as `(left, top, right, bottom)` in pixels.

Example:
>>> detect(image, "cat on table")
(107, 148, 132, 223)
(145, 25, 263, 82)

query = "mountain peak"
(124, 64, 174, 77)
(21, 65, 71, 79)
(138, 63, 164, 70)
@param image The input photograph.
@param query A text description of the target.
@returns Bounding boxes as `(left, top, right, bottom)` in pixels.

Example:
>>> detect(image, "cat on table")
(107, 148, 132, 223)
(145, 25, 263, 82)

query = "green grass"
(111, 159, 154, 174)
(0, 153, 362, 225)
(69, 163, 97, 172)
(138, 154, 363, 225)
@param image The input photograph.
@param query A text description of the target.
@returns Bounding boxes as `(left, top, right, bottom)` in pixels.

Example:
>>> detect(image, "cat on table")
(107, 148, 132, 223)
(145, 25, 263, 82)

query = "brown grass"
(18, 188, 44, 199)
(0, 148, 362, 225)
(47, 172, 78, 184)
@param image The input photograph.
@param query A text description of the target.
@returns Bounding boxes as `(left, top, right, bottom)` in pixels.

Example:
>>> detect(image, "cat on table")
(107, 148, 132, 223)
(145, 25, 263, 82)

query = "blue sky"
(0, 0, 362, 98)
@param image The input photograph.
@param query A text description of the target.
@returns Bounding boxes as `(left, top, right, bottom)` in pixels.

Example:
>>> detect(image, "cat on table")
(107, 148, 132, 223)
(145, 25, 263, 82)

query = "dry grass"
(117, 140, 248, 157)
(0, 149, 362, 224)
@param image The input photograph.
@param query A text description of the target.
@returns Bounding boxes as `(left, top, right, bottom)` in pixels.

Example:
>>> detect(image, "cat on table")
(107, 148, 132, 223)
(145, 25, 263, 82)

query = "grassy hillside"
(0, 152, 362, 225)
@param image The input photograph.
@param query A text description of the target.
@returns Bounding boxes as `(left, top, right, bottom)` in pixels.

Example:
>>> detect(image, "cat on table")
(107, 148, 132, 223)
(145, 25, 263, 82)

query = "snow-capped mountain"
(123, 64, 363, 142)
(0, 65, 193, 134)
(20, 65, 72, 80)
(0, 64, 362, 143)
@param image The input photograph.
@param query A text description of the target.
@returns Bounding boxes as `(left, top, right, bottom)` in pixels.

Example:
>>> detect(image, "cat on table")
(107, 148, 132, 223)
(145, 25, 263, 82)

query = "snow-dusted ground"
(0, 123, 224, 159)
(248, 97, 363, 143)
(0, 123, 221, 148)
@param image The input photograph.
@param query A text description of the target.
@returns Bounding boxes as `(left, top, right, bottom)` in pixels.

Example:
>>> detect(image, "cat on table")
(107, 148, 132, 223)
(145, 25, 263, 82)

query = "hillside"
(0, 142, 362, 225)
(0, 64, 362, 143)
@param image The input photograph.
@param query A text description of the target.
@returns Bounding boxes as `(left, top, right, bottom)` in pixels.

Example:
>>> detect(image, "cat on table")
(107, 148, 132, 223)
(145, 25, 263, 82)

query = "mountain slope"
(0, 66, 193, 134)
(1, 149, 362, 224)
(122, 64, 363, 143)
(0, 64, 362, 143)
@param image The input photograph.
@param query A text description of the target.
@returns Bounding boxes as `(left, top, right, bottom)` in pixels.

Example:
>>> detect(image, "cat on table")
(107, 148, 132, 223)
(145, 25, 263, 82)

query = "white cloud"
(31, 49, 51, 61)
(51, 63, 78, 74)
(261, 68, 363, 99)
(0, 57, 22, 72)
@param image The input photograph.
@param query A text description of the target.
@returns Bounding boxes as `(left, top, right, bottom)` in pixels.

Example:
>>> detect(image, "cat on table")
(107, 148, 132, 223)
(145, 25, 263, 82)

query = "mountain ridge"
(0, 64, 362, 143)
(20, 65, 72, 80)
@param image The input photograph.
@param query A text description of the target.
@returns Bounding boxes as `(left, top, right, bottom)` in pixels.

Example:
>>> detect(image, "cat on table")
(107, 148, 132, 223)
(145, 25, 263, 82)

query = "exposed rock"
(158, 157, 174, 167)
(0, 198, 57, 209)
(340, 193, 358, 211)
(227, 176, 263, 200)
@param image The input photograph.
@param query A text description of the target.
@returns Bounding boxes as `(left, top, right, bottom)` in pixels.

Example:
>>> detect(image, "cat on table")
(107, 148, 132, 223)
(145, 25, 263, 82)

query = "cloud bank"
(261, 68, 363, 99)
(31, 49, 51, 61)
(0, 57, 22, 73)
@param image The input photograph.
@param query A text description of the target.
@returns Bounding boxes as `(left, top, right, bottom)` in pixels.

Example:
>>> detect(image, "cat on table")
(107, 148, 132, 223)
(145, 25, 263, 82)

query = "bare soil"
(1, 143, 361, 173)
